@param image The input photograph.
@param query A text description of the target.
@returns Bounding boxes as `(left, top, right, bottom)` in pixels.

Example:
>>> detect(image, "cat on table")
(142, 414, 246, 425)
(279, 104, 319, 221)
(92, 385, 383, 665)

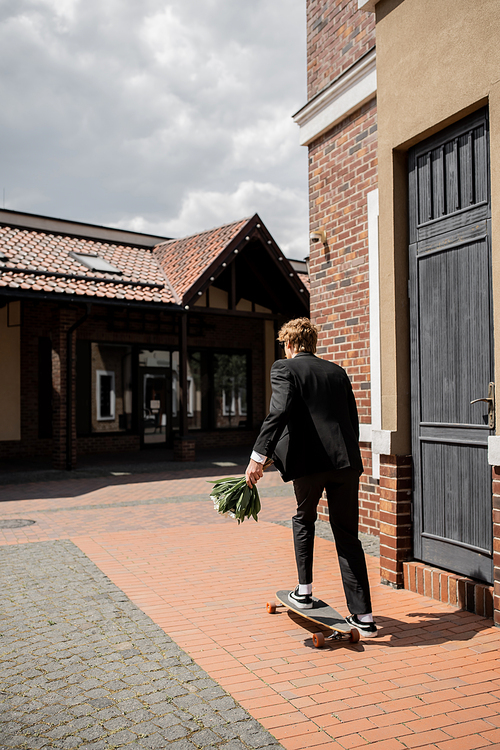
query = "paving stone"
(147, 700, 176, 715)
(242, 729, 281, 748)
(209, 696, 236, 711)
(131, 720, 164, 737)
(220, 708, 250, 723)
(174, 694, 204, 710)
(125, 709, 156, 723)
(165, 741, 197, 750)
(61, 737, 84, 749)
(103, 716, 133, 731)
(87, 697, 114, 708)
(189, 728, 220, 745)
(198, 686, 227, 700)
(140, 733, 174, 749)
(107, 728, 138, 744)
(190, 679, 218, 691)
(157, 724, 189, 741)
(153, 713, 183, 729)
(116, 698, 144, 713)
(79, 724, 106, 741)
(0, 541, 282, 750)
(93, 707, 123, 722)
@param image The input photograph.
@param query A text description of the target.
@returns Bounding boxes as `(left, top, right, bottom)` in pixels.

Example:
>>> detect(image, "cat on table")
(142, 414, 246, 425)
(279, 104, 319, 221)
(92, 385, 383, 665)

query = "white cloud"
(0, 0, 309, 258)
(117, 179, 308, 259)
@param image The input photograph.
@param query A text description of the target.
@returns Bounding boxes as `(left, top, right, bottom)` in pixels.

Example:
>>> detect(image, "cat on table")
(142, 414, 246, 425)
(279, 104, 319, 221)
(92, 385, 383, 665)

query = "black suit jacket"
(253, 353, 363, 482)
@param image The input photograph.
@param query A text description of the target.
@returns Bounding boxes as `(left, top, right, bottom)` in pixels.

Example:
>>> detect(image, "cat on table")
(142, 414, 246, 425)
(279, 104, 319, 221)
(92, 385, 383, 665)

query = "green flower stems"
(209, 458, 273, 524)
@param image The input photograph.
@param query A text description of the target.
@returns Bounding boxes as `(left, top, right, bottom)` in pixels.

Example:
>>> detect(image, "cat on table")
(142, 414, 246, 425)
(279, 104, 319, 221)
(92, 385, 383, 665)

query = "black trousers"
(292, 468, 372, 615)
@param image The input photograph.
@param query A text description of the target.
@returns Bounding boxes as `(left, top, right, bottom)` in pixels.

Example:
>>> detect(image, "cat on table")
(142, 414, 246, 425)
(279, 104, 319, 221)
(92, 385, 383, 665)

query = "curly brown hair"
(277, 317, 318, 353)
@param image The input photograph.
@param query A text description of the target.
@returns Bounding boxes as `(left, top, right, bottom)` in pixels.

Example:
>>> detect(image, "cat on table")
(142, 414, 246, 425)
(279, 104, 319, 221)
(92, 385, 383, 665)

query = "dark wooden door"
(409, 107, 493, 583)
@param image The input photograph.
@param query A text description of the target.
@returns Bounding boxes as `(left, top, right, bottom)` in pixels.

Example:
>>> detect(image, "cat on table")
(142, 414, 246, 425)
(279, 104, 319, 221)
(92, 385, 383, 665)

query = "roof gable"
(154, 214, 309, 313)
(153, 218, 249, 302)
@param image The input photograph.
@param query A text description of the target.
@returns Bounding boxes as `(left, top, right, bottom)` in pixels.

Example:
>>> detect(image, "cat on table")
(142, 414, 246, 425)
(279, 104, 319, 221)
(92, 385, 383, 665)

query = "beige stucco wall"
(376, 0, 500, 450)
(0, 302, 21, 441)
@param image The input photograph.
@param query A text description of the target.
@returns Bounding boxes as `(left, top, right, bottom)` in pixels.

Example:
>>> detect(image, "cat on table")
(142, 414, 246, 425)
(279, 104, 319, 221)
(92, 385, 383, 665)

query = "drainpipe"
(179, 310, 189, 438)
(66, 303, 91, 470)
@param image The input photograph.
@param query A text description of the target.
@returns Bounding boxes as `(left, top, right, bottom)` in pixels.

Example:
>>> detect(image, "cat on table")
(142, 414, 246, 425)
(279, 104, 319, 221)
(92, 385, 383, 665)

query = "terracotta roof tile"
(154, 218, 250, 303)
(0, 225, 176, 304)
(298, 272, 310, 293)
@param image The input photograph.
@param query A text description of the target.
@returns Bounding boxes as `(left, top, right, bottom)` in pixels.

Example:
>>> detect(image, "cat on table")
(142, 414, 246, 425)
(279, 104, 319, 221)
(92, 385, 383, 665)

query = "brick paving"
(1, 464, 500, 749)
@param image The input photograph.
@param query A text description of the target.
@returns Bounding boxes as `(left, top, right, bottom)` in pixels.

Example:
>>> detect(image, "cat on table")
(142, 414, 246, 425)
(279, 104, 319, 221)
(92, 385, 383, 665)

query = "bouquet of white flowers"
(209, 459, 272, 524)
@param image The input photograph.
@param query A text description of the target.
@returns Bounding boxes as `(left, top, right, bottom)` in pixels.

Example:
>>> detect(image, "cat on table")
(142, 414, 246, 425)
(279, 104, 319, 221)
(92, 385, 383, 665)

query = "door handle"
(470, 381, 495, 429)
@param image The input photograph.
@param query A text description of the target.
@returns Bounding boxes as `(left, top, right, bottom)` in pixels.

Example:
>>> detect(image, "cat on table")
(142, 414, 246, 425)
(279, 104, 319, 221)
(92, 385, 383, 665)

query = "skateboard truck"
(266, 591, 360, 647)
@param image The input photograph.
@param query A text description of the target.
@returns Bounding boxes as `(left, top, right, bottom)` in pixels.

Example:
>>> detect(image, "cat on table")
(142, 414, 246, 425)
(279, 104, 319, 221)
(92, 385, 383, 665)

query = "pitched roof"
(0, 212, 308, 310)
(0, 225, 177, 304)
(153, 218, 249, 302)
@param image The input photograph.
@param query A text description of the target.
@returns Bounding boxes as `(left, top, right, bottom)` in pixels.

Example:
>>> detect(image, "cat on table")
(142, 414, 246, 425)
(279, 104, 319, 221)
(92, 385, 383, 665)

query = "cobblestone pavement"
(0, 540, 283, 750)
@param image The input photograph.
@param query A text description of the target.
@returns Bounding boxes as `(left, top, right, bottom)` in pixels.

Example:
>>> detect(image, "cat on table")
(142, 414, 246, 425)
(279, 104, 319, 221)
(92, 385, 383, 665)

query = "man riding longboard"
(246, 317, 377, 638)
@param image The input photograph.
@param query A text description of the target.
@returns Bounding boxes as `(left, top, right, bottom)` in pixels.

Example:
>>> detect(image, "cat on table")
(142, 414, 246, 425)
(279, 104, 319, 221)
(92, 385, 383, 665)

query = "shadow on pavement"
(0, 446, 270, 501)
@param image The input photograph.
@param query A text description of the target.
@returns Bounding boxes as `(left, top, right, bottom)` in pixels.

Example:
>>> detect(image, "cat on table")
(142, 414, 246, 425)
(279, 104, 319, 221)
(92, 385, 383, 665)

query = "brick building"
(0, 209, 308, 469)
(295, 0, 500, 621)
(293, 1, 378, 537)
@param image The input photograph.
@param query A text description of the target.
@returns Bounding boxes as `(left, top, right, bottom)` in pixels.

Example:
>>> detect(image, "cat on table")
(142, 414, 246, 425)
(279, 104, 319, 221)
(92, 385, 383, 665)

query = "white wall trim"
(359, 423, 372, 443)
(488, 436, 500, 466)
(96, 369, 116, 421)
(367, 189, 381, 477)
(293, 49, 376, 146)
(358, 0, 377, 11)
(372, 430, 394, 456)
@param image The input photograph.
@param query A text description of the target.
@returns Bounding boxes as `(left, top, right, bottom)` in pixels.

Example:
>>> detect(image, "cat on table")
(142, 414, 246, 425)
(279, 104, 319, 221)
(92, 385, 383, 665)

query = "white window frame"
(96, 370, 116, 421)
(187, 376, 194, 418)
(222, 380, 236, 416)
(237, 387, 247, 416)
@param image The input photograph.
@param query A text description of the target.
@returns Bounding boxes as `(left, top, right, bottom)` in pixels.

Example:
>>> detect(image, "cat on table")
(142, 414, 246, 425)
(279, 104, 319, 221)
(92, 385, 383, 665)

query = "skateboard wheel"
(349, 629, 360, 643)
(312, 632, 325, 648)
(267, 601, 277, 614)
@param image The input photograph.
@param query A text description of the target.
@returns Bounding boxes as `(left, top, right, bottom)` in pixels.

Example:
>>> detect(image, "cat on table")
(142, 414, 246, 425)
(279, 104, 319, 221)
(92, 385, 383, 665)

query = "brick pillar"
(51, 308, 77, 470)
(379, 454, 413, 587)
(492, 467, 500, 626)
(173, 436, 196, 462)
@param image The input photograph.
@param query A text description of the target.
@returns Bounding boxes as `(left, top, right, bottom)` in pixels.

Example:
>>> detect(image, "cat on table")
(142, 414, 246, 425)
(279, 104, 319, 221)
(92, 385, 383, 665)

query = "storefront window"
(214, 353, 248, 429)
(172, 351, 204, 430)
(138, 350, 171, 368)
(90, 343, 132, 433)
(96, 371, 115, 420)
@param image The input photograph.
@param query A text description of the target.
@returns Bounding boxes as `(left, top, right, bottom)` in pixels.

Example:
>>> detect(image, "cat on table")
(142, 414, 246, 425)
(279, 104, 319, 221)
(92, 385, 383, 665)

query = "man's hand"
(245, 459, 264, 488)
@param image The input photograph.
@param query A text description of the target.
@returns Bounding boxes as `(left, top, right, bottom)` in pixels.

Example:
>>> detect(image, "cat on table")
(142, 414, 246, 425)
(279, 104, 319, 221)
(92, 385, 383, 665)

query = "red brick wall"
(307, 0, 375, 100)
(306, 0, 378, 535)
(308, 100, 378, 530)
(379, 454, 413, 588)
(359, 443, 379, 535)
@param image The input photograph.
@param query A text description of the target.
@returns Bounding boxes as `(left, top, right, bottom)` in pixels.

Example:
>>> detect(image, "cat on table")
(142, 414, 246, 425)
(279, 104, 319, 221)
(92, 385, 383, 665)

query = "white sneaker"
(288, 586, 313, 609)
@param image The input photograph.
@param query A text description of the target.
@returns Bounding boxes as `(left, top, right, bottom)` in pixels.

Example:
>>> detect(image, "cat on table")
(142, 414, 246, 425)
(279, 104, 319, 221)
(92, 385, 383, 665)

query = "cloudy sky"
(0, 0, 309, 258)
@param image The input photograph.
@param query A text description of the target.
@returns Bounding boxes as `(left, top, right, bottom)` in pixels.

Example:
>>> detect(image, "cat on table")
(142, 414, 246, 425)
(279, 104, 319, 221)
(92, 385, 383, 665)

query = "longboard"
(267, 589, 360, 647)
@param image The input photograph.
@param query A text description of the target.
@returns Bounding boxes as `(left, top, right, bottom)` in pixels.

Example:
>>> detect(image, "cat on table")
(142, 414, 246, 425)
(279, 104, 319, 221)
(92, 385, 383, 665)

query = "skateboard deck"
(267, 590, 360, 647)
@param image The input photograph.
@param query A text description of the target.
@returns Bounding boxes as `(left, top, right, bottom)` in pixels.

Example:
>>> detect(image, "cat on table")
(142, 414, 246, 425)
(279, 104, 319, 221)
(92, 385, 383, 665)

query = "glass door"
(139, 350, 172, 448)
